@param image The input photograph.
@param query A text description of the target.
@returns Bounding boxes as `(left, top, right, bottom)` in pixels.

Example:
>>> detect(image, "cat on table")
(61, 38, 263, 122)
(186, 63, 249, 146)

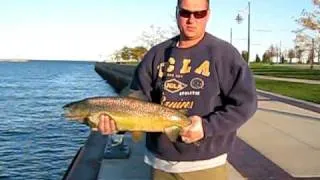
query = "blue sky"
(0, 0, 313, 60)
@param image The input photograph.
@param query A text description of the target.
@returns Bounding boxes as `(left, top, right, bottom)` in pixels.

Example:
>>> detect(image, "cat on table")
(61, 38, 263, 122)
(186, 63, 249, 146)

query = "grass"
(250, 63, 320, 80)
(255, 78, 320, 104)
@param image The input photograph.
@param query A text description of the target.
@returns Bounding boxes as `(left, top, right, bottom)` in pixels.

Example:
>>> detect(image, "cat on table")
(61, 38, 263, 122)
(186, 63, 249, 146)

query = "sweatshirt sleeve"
(202, 46, 257, 137)
(127, 48, 156, 102)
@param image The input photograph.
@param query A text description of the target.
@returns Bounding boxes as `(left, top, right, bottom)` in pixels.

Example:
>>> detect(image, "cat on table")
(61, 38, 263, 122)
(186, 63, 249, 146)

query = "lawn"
(255, 78, 320, 104)
(250, 63, 320, 80)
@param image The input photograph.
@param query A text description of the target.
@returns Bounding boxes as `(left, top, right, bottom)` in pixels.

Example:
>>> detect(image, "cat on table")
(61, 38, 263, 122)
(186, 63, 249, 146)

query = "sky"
(0, 0, 314, 61)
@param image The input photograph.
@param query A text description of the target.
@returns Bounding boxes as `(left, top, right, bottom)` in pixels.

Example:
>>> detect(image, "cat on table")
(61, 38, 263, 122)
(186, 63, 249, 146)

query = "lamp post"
(235, 0, 251, 64)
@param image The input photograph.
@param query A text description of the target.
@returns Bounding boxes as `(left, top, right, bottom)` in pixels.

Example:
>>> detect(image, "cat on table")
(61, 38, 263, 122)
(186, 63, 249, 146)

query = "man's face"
(177, 0, 210, 40)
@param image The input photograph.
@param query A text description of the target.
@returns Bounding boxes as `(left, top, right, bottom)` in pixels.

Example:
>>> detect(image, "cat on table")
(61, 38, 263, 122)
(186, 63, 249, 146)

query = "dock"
(63, 62, 320, 180)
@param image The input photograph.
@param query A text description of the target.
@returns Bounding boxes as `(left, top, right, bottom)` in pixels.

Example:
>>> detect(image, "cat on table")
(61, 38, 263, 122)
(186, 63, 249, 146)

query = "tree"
(255, 54, 261, 63)
(138, 25, 179, 49)
(120, 46, 131, 60)
(241, 51, 248, 63)
(112, 46, 148, 62)
(280, 55, 285, 64)
(295, 0, 320, 68)
(267, 45, 278, 63)
(262, 51, 272, 63)
(288, 49, 296, 63)
(295, 0, 320, 32)
(130, 46, 148, 61)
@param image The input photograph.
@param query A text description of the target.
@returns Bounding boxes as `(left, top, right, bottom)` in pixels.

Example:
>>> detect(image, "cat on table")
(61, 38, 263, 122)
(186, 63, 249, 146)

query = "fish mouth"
(63, 109, 86, 121)
(63, 114, 84, 120)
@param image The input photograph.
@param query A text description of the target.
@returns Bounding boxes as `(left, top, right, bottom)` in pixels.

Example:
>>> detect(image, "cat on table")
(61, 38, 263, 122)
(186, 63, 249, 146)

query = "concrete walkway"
(238, 95, 320, 178)
(97, 136, 245, 180)
(255, 75, 320, 85)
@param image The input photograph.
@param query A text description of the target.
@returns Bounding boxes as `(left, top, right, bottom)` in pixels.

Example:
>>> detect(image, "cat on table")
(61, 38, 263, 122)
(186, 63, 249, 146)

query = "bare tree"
(288, 49, 296, 63)
(137, 25, 179, 49)
(295, 0, 320, 68)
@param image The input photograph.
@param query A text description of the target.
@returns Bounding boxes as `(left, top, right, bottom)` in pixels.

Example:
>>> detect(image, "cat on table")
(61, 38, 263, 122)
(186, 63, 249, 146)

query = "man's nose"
(187, 14, 196, 23)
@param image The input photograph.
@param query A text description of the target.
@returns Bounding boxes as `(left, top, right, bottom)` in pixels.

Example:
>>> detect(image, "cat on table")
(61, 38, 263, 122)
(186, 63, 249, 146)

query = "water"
(0, 60, 117, 180)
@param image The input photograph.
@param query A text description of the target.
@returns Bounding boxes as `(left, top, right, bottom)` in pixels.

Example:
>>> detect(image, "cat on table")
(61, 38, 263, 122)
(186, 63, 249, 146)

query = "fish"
(63, 96, 191, 142)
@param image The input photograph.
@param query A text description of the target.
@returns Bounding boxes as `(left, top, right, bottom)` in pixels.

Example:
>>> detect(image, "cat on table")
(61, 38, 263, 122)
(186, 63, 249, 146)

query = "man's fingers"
(110, 119, 117, 133)
(181, 136, 193, 144)
(96, 114, 118, 135)
(98, 116, 105, 132)
(104, 116, 110, 134)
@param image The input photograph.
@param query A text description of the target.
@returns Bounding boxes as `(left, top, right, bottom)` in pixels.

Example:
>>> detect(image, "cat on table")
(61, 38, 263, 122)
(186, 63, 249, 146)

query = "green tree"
(241, 51, 248, 63)
(262, 51, 271, 63)
(131, 46, 148, 61)
(120, 46, 131, 60)
(255, 54, 261, 63)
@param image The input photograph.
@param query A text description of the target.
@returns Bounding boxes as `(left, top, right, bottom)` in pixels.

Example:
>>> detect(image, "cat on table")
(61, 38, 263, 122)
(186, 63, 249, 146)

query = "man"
(98, 0, 257, 179)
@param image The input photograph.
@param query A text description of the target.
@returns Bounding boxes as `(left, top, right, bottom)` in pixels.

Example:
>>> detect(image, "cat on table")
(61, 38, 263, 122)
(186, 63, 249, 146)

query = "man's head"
(176, 0, 210, 41)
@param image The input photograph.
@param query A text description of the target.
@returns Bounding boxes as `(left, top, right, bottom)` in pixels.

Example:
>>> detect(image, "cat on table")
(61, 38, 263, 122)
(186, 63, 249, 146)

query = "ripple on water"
(0, 61, 117, 180)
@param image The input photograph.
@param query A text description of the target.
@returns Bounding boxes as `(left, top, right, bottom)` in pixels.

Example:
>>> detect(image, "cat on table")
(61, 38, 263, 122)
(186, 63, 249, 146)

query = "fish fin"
(131, 131, 144, 142)
(88, 113, 109, 129)
(83, 116, 97, 128)
(126, 90, 149, 101)
(87, 118, 98, 128)
(164, 126, 181, 142)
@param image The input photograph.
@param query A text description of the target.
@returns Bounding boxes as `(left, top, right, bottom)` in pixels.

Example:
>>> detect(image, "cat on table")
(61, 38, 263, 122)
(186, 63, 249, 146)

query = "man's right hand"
(94, 114, 118, 135)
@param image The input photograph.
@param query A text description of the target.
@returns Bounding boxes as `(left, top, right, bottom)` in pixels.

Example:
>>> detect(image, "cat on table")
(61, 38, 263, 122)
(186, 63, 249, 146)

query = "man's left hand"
(180, 115, 204, 144)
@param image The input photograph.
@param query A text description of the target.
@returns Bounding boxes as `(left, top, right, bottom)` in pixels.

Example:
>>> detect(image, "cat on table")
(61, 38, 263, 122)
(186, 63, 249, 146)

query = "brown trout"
(63, 96, 191, 142)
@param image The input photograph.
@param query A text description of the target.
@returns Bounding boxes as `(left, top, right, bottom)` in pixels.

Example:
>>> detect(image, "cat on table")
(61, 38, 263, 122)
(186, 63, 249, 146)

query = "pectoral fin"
(131, 131, 144, 142)
(164, 126, 181, 142)
(85, 115, 99, 128)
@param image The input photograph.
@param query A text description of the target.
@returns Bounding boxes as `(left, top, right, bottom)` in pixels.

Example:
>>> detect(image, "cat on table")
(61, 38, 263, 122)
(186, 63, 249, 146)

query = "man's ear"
(175, 6, 179, 19)
(175, 7, 180, 30)
(206, 9, 211, 21)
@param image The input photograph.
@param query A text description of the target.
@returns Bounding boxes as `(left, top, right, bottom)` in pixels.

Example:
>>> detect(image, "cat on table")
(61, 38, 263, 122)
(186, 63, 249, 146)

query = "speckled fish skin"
(63, 96, 191, 132)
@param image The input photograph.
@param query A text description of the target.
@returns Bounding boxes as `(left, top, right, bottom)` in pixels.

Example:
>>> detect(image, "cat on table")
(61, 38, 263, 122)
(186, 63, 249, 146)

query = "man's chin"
(184, 33, 200, 40)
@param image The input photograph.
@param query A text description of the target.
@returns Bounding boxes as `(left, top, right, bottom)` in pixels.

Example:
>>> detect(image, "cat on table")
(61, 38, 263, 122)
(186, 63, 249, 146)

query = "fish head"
(63, 100, 91, 123)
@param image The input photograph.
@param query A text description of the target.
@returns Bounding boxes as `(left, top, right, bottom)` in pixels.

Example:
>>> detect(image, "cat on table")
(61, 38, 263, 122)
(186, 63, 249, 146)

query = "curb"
(256, 89, 320, 113)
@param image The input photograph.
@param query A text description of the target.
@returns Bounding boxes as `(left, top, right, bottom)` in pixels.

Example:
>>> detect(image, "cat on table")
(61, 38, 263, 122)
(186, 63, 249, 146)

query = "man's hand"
(92, 114, 118, 135)
(180, 115, 204, 144)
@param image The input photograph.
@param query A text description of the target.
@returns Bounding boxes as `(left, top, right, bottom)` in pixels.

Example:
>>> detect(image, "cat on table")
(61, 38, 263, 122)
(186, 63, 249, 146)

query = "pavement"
(255, 75, 320, 85)
(237, 94, 320, 179)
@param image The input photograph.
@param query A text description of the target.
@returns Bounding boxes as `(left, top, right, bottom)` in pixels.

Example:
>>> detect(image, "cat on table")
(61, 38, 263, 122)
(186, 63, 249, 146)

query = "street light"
(235, 1, 251, 64)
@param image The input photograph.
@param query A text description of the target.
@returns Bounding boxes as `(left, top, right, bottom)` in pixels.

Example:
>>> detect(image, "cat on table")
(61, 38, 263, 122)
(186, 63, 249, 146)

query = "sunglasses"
(178, 8, 208, 19)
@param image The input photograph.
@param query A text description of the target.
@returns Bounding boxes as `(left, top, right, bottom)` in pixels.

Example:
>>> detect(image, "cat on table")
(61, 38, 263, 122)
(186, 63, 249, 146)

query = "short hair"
(177, 0, 210, 8)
